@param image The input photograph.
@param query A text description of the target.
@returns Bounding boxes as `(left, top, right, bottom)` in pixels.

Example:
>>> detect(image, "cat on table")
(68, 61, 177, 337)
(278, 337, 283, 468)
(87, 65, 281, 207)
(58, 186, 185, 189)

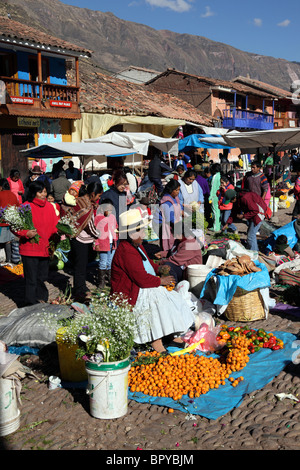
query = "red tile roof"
(0, 15, 92, 56)
(146, 68, 277, 99)
(233, 76, 292, 99)
(73, 60, 213, 126)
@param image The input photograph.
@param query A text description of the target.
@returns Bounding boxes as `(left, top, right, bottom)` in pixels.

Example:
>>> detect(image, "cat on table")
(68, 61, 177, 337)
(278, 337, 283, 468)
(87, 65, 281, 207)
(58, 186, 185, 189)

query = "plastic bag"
(174, 281, 216, 329)
(182, 323, 222, 353)
(225, 240, 258, 260)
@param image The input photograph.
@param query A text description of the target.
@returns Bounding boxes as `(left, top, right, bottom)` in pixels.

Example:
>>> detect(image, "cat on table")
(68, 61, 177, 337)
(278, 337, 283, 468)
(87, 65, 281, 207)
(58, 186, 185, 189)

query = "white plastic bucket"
(86, 358, 131, 419)
(187, 264, 213, 298)
(0, 378, 20, 436)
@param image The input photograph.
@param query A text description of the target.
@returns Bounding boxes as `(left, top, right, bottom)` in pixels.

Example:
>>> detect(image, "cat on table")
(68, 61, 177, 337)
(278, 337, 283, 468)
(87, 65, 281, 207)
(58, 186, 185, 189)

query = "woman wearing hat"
(111, 209, 196, 353)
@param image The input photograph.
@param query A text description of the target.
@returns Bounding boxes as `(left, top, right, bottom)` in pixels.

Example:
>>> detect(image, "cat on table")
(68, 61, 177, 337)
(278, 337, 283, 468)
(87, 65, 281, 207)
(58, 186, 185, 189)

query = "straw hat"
(118, 209, 150, 234)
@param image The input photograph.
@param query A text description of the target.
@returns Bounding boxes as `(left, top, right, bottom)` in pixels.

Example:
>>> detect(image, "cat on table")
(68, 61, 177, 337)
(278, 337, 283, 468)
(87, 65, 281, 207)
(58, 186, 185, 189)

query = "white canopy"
(20, 142, 136, 159)
(223, 128, 300, 152)
(82, 132, 179, 156)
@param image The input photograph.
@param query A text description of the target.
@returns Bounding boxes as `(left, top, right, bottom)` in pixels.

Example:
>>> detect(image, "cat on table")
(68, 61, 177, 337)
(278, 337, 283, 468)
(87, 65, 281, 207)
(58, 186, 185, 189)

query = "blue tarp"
(200, 261, 271, 306)
(128, 330, 297, 420)
(178, 134, 233, 152)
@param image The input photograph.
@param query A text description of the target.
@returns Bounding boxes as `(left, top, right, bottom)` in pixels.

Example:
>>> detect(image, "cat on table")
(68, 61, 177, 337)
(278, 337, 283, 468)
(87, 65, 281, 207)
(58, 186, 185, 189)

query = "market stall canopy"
(179, 134, 234, 152)
(82, 132, 179, 156)
(20, 142, 136, 159)
(223, 128, 300, 152)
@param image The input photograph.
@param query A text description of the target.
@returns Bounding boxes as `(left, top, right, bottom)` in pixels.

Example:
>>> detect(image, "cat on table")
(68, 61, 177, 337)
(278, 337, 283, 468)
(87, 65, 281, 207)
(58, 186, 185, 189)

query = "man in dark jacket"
(148, 154, 172, 195)
(222, 189, 268, 251)
(51, 170, 71, 203)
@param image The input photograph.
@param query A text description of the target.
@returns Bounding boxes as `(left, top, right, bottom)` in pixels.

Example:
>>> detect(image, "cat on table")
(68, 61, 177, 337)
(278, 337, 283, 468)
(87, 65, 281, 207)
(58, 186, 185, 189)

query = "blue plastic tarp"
(128, 331, 297, 420)
(178, 134, 233, 152)
(200, 261, 271, 306)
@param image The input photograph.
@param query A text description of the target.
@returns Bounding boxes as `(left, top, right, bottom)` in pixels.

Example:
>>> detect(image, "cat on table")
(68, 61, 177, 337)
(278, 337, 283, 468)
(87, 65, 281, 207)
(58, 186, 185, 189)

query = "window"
(0, 53, 14, 77)
(28, 56, 49, 82)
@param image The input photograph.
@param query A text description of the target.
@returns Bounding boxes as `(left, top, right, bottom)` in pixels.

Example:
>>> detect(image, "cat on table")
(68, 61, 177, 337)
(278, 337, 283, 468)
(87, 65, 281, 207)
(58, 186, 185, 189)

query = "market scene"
(0, 9, 300, 453)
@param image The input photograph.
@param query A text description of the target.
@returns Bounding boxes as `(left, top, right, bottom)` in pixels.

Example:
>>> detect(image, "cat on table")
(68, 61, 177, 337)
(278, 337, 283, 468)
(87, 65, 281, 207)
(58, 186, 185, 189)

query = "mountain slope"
(1, 0, 299, 91)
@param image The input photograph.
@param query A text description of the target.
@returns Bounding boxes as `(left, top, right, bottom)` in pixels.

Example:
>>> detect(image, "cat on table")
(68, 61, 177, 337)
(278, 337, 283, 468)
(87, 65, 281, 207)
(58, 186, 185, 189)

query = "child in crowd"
(217, 175, 237, 233)
(60, 180, 84, 215)
(47, 192, 60, 217)
(94, 200, 118, 289)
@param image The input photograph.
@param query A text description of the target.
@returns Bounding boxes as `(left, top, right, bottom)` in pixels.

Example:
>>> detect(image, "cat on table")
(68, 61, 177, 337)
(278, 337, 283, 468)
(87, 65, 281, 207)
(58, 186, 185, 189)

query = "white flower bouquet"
(56, 213, 78, 237)
(58, 294, 137, 364)
(0, 203, 40, 243)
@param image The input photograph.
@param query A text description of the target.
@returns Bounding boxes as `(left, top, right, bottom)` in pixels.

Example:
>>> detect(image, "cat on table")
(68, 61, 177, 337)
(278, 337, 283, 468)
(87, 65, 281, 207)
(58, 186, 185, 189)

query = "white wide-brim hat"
(118, 209, 150, 234)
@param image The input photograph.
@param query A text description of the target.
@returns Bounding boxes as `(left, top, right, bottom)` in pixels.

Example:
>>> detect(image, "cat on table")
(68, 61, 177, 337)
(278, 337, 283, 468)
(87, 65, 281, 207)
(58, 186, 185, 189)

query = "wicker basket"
(224, 287, 266, 322)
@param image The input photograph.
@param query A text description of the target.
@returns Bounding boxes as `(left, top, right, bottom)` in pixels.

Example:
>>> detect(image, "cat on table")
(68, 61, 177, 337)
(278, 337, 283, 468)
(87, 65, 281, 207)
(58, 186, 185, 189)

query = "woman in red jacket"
(15, 181, 59, 305)
(111, 209, 196, 353)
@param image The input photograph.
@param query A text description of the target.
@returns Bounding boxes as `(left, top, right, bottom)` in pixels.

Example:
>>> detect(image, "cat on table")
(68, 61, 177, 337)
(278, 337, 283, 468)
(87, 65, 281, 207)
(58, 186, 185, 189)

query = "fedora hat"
(118, 209, 150, 234)
(31, 165, 42, 175)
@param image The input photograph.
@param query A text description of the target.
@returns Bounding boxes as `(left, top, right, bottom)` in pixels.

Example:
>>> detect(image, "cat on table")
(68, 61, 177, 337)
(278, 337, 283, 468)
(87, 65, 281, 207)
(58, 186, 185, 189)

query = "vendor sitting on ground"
(222, 188, 269, 252)
(110, 209, 196, 354)
(154, 221, 203, 284)
(273, 235, 296, 259)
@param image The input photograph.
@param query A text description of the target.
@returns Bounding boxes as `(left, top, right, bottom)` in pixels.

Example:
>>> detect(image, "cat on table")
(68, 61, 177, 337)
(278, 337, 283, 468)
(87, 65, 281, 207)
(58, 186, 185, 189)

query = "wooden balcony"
(223, 108, 274, 130)
(0, 76, 81, 119)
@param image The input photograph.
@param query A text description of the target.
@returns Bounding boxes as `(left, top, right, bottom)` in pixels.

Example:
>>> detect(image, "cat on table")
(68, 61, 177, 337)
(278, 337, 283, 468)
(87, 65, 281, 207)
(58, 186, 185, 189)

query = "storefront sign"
(11, 96, 34, 105)
(50, 100, 72, 108)
(17, 117, 40, 128)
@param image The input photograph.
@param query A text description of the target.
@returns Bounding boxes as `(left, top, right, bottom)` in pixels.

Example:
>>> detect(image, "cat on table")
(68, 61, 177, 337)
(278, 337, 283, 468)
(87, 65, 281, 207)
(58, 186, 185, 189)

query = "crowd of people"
(0, 147, 298, 353)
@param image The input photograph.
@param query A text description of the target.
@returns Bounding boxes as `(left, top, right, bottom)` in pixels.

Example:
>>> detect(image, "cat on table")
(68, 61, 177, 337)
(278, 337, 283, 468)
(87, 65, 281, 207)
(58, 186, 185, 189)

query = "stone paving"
(0, 207, 300, 451)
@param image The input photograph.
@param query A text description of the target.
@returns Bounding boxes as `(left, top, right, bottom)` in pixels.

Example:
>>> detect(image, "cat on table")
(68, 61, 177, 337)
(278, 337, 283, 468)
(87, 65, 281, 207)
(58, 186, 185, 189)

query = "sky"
(60, 0, 299, 62)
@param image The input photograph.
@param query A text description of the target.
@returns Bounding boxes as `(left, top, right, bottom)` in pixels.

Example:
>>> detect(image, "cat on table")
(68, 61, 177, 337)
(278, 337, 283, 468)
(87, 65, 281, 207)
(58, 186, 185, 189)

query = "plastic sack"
(225, 240, 258, 261)
(182, 323, 222, 353)
(174, 281, 215, 329)
(0, 304, 73, 348)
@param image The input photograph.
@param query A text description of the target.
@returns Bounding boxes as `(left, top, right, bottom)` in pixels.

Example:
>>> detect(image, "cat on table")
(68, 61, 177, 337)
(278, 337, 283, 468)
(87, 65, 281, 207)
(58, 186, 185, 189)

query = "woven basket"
(225, 287, 266, 322)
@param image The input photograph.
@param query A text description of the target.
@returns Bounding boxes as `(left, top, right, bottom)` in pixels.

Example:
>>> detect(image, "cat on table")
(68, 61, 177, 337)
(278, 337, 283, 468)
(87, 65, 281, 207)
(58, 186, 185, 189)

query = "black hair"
(183, 169, 197, 179)
(211, 163, 221, 175)
(9, 169, 20, 178)
(27, 181, 46, 202)
(251, 161, 262, 168)
(162, 178, 180, 195)
(0, 178, 10, 190)
(80, 182, 103, 197)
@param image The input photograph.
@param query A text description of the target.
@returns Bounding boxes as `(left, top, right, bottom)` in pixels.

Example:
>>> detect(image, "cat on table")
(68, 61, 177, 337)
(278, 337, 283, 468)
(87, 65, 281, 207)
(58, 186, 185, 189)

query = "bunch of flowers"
(56, 213, 79, 238)
(0, 203, 40, 243)
(59, 293, 137, 364)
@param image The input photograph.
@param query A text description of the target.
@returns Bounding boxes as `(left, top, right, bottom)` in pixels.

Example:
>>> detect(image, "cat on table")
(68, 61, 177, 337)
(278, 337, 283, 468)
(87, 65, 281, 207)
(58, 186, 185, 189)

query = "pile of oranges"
(2, 263, 23, 276)
(128, 343, 251, 400)
(164, 282, 175, 292)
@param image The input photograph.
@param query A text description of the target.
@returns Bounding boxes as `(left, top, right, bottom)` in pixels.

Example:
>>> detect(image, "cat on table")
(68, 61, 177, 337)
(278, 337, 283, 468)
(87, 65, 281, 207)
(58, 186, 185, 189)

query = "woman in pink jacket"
(15, 181, 59, 305)
(7, 169, 24, 204)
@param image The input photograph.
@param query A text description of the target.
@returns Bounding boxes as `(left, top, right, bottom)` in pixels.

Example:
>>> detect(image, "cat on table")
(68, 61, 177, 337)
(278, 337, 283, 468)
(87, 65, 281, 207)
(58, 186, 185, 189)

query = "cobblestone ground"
(0, 206, 300, 451)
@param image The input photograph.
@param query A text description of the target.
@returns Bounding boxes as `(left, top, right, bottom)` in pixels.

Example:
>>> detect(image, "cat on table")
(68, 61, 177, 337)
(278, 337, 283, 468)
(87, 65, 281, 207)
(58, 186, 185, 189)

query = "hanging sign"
(17, 117, 40, 128)
(11, 96, 34, 105)
(50, 100, 72, 108)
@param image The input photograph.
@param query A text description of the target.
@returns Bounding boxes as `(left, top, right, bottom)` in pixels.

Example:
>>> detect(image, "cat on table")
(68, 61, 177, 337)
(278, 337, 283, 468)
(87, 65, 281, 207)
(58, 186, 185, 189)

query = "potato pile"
(217, 255, 261, 277)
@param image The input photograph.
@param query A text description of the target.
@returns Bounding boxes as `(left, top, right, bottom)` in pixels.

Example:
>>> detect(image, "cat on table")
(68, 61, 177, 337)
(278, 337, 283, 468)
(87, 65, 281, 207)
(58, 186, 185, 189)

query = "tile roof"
(71, 60, 213, 126)
(146, 68, 277, 99)
(0, 15, 92, 56)
(233, 76, 293, 99)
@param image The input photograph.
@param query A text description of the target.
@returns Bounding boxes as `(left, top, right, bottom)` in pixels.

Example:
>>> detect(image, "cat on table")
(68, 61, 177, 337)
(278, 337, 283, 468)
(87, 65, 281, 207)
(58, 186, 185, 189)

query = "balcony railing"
(223, 108, 274, 130)
(1, 76, 79, 104)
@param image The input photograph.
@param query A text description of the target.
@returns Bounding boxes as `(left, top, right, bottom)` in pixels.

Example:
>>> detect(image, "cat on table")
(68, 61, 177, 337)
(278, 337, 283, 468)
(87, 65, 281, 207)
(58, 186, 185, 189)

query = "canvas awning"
(223, 128, 300, 152)
(83, 131, 179, 156)
(20, 142, 136, 159)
